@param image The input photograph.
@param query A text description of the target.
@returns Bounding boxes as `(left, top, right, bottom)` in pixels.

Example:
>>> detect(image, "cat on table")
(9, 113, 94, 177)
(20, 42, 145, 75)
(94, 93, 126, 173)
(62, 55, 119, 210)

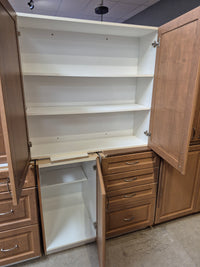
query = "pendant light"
(95, 0, 109, 21)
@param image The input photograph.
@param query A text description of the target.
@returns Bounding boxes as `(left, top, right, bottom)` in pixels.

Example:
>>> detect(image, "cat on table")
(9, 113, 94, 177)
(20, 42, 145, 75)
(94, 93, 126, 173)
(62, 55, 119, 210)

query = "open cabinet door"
(96, 158, 106, 267)
(0, 1, 30, 204)
(149, 7, 200, 174)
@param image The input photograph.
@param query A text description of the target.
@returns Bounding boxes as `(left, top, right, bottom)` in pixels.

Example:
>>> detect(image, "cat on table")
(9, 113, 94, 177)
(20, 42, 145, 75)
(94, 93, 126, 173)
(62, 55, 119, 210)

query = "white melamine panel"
(135, 78, 154, 108)
(82, 161, 96, 223)
(31, 135, 147, 159)
(23, 77, 136, 105)
(26, 103, 150, 116)
(40, 164, 87, 187)
(28, 113, 134, 139)
(138, 32, 158, 75)
(17, 13, 158, 37)
(39, 161, 96, 254)
(42, 194, 96, 254)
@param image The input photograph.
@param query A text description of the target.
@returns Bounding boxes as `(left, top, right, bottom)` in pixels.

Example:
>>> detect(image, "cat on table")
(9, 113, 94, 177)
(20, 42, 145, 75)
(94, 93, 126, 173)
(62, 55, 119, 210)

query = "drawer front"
(106, 199, 155, 233)
(105, 169, 158, 192)
(0, 166, 35, 193)
(102, 152, 159, 175)
(0, 188, 38, 231)
(107, 183, 157, 212)
(0, 224, 41, 266)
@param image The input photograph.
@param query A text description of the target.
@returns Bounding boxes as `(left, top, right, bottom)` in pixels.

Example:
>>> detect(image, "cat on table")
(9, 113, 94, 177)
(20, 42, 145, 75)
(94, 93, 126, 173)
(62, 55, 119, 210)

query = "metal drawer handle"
(123, 216, 134, 222)
(0, 178, 11, 195)
(0, 209, 14, 216)
(125, 161, 139, 165)
(124, 177, 137, 182)
(123, 193, 136, 198)
(1, 244, 18, 252)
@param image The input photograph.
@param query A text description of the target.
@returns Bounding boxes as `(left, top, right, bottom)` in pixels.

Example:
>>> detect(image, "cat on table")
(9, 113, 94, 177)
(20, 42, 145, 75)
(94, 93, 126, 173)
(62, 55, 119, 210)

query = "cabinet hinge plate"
(144, 130, 151, 137)
(28, 141, 32, 148)
(152, 38, 160, 48)
(17, 31, 21, 37)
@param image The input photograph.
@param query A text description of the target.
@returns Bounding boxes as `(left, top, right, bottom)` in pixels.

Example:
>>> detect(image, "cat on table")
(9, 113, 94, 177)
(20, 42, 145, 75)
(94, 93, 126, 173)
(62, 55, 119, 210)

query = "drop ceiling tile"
(56, 0, 91, 17)
(107, 2, 139, 18)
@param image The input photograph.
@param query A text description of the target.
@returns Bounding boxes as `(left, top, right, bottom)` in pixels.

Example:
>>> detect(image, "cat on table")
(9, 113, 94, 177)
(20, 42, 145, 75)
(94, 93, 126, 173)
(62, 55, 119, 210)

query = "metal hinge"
(28, 141, 32, 148)
(152, 38, 160, 48)
(144, 130, 151, 137)
(17, 31, 21, 37)
(93, 222, 97, 229)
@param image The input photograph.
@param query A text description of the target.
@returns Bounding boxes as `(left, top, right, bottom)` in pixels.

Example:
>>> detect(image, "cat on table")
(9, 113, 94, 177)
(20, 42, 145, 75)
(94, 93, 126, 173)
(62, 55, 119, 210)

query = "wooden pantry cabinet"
(1, 1, 200, 266)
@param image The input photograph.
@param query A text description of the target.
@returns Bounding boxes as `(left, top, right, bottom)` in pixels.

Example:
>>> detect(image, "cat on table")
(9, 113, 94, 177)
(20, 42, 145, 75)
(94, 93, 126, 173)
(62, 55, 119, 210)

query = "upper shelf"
(17, 13, 158, 38)
(22, 63, 154, 78)
(26, 103, 150, 116)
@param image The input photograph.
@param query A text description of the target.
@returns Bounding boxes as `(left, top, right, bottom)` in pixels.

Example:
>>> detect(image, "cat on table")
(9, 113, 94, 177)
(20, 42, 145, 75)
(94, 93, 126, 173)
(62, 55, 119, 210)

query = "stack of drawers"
(0, 166, 41, 266)
(102, 151, 160, 238)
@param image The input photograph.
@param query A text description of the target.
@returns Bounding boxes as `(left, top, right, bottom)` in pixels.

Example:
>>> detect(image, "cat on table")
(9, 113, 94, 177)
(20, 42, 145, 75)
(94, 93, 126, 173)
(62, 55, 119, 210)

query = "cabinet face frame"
(149, 6, 200, 174)
(0, 1, 30, 205)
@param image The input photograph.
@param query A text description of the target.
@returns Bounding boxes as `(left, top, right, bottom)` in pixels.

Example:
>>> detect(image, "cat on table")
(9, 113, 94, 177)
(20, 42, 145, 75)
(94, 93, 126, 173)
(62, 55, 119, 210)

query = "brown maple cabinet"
(155, 147, 200, 224)
(1, 1, 200, 266)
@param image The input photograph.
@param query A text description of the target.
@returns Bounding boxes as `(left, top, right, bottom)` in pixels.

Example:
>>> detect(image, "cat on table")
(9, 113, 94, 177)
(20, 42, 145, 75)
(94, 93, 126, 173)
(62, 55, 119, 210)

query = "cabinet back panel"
(24, 77, 136, 105)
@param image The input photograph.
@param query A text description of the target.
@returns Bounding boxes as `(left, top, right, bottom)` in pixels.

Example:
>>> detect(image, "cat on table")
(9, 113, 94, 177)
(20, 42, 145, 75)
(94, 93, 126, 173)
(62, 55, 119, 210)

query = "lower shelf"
(43, 201, 96, 254)
(31, 135, 147, 160)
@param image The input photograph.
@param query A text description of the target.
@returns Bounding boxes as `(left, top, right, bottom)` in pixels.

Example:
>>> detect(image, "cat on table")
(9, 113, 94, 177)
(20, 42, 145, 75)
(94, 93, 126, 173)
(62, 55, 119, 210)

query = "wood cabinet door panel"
(96, 158, 106, 267)
(155, 151, 200, 224)
(149, 7, 200, 174)
(0, 2, 30, 204)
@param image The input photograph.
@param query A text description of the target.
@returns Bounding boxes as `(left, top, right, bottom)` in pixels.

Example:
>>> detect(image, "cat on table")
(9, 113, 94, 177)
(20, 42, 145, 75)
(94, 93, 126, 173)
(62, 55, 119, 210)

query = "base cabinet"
(155, 149, 200, 224)
(0, 166, 41, 266)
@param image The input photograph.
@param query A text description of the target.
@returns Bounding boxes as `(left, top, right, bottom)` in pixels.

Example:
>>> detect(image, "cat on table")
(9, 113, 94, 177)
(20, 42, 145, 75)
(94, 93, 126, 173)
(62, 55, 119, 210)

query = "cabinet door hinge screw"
(152, 38, 160, 47)
(144, 130, 151, 137)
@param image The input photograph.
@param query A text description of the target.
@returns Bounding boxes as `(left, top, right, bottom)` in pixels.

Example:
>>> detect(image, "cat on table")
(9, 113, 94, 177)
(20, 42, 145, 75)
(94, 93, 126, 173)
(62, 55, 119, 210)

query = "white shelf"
(41, 166, 87, 188)
(17, 13, 157, 38)
(26, 103, 150, 116)
(31, 135, 147, 160)
(43, 198, 96, 254)
(23, 67, 154, 78)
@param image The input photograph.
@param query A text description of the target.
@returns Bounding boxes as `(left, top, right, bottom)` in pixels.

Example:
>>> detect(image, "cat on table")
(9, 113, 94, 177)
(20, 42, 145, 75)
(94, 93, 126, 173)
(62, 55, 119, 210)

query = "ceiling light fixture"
(95, 0, 109, 21)
(28, 0, 34, 10)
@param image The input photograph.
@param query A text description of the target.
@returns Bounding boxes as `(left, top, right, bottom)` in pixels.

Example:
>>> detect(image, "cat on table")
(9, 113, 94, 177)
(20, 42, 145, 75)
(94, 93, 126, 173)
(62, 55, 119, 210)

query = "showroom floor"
(16, 213, 200, 267)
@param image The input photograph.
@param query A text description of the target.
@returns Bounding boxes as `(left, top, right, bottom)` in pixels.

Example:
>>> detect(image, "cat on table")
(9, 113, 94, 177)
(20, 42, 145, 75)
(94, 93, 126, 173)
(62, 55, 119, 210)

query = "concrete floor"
(16, 213, 200, 267)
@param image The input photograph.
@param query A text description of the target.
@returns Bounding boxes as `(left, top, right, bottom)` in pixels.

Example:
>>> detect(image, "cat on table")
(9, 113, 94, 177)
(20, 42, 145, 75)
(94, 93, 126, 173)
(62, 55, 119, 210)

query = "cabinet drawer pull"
(123, 193, 136, 198)
(124, 177, 137, 182)
(123, 216, 134, 222)
(1, 244, 18, 252)
(125, 161, 139, 165)
(0, 209, 14, 216)
(0, 178, 11, 195)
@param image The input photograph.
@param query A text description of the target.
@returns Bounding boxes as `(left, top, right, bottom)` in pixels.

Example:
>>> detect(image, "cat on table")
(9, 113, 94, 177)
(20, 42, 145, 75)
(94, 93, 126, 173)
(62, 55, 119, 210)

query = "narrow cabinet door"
(96, 158, 106, 267)
(155, 151, 200, 224)
(149, 7, 200, 174)
(0, 1, 30, 205)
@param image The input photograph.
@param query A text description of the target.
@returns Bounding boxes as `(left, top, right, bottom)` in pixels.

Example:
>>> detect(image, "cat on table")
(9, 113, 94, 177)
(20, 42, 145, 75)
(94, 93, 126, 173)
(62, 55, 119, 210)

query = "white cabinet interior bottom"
(39, 159, 96, 254)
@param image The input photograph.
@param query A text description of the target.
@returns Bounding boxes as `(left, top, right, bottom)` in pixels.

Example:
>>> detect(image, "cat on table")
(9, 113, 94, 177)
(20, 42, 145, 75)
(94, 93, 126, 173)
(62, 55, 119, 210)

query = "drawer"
(0, 165, 35, 194)
(0, 188, 38, 231)
(102, 151, 159, 175)
(107, 183, 157, 212)
(104, 168, 158, 192)
(106, 198, 155, 236)
(0, 224, 41, 266)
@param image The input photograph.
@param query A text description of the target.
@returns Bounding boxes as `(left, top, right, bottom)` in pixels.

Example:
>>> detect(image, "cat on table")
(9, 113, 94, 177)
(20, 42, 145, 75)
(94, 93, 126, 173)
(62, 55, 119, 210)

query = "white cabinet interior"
(38, 157, 97, 254)
(17, 13, 158, 161)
